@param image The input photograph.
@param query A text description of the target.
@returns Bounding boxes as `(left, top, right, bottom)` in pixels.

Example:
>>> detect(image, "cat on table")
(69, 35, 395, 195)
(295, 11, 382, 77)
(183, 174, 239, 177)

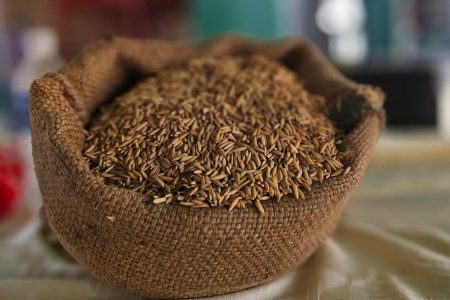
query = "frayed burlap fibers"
(30, 35, 384, 299)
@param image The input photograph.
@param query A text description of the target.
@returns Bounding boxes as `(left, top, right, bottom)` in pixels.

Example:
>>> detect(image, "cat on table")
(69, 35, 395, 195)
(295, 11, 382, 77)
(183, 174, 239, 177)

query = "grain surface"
(83, 55, 347, 212)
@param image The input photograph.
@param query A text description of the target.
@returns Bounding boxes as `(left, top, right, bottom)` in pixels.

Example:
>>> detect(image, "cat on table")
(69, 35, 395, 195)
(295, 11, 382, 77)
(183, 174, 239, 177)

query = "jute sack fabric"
(29, 35, 384, 299)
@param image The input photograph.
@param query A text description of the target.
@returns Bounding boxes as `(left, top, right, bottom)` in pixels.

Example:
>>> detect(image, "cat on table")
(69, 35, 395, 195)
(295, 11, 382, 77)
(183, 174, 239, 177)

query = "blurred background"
(0, 1, 449, 299)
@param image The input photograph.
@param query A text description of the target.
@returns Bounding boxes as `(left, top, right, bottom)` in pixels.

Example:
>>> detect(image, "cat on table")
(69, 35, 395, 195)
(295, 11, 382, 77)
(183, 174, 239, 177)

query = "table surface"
(1, 132, 449, 300)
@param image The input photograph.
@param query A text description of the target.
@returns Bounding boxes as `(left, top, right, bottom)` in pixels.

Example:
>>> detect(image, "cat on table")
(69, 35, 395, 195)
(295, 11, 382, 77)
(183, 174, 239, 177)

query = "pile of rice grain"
(83, 54, 349, 213)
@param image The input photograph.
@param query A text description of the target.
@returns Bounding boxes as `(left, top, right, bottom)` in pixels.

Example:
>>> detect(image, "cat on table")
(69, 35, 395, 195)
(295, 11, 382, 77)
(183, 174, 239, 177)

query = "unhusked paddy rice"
(83, 54, 349, 213)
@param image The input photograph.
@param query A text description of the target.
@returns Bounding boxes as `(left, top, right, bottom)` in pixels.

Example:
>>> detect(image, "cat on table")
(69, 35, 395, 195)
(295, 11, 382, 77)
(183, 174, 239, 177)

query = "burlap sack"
(30, 35, 384, 299)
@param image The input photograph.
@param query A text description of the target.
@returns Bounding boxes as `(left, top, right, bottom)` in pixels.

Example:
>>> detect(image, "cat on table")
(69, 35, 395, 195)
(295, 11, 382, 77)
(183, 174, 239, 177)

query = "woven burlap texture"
(30, 35, 384, 299)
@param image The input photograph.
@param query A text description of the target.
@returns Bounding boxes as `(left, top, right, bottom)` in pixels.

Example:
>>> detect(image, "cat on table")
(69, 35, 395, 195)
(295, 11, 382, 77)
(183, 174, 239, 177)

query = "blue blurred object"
(0, 4, 10, 120)
(364, 0, 392, 58)
(190, 0, 298, 39)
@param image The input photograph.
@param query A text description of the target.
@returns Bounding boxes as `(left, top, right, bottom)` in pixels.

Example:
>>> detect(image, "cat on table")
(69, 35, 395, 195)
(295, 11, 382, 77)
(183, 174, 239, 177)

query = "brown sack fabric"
(29, 35, 384, 299)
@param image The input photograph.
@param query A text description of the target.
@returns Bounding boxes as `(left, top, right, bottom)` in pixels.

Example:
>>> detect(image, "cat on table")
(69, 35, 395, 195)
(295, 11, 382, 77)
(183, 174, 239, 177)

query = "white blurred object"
(436, 60, 450, 140)
(22, 27, 61, 63)
(316, 0, 367, 65)
(11, 27, 64, 131)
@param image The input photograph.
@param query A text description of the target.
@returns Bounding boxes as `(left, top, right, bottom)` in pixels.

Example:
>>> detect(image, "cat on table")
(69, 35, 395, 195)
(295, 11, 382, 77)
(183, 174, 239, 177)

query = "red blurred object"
(0, 146, 24, 219)
(56, 0, 152, 38)
(53, 0, 187, 59)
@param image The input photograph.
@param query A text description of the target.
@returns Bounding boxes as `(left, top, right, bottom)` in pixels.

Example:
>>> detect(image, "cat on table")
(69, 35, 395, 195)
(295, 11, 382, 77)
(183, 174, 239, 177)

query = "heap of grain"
(83, 55, 349, 213)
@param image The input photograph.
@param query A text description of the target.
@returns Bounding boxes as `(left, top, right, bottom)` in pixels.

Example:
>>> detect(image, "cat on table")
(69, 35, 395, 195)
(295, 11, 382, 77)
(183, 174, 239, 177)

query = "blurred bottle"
(10, 27, 63, 131)
(0, 0, 11, 124)
(9, 27, 63, 212)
